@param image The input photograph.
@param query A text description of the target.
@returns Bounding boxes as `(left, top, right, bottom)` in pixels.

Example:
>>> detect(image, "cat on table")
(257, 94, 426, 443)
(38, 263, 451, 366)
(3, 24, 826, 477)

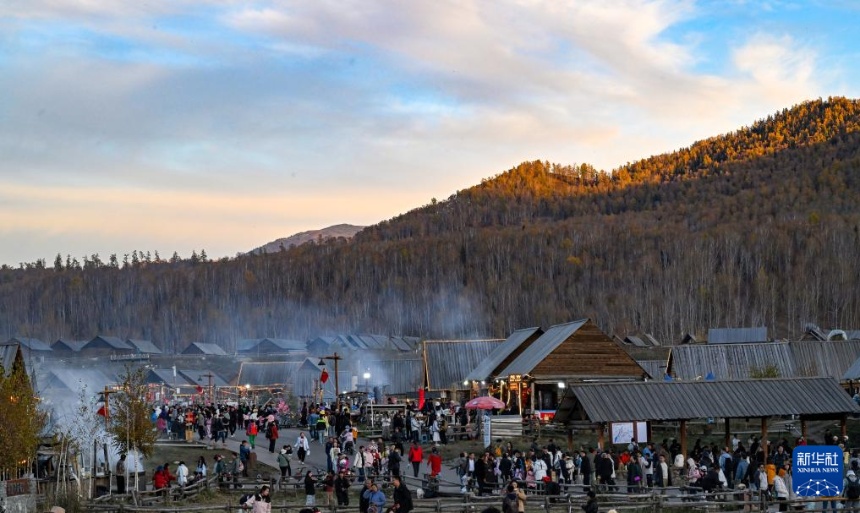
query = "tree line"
(2, 97, 860, 349)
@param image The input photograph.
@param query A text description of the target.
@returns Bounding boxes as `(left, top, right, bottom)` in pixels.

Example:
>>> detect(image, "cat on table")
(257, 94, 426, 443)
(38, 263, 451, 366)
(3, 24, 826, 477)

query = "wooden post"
(724, 418, 731, 449)
(567, 428, 574, 451)
(761, 417, 769, 458)
(841, 416, 848, 439)
(597, 423, 605, 450)
(530, 381, 536, 416)
(801, 419, 808, 441)
(680, 420, 688, 460)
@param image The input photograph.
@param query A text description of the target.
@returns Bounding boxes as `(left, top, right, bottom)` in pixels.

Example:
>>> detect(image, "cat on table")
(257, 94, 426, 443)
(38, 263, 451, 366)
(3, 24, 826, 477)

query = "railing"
(110, 353, 151, 361)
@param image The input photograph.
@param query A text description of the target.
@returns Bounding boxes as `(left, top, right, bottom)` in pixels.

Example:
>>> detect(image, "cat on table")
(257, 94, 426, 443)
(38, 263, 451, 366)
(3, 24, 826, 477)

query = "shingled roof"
(423, 339, 503, 390)
(558, 377, 859, 423)
(496, 319, 646, 380)
(465, 327, 543, 382)
(669, 340, 860, 381)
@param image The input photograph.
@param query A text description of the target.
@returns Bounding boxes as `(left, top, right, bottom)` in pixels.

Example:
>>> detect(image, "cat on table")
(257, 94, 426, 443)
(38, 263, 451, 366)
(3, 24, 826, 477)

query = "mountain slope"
(2, 97, 860, 349)
(251, 224, 364, 254)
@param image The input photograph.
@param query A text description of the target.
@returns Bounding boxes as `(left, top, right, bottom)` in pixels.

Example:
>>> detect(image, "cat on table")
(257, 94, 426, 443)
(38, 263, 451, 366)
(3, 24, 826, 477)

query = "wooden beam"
(801, 420, 808, 442)
(530, 381, 536, 416)
(597, 423, 605, 450)
(680, 420, 688, 460)
(761, 417, 769, 458)
(841, 416, 848, 439)
(724, 418, 731, 449)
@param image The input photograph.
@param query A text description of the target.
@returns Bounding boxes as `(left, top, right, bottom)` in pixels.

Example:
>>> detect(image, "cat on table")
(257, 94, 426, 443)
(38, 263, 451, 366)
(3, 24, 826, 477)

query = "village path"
(214, 426, 466, 496)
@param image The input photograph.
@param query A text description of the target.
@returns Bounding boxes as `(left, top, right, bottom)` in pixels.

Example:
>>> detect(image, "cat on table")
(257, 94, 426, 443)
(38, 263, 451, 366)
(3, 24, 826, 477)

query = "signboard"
(535, 410, 556, 421)
(6, 479, 30, 497)
(793, 445, 844, 497)
(610, 422, 648, 444)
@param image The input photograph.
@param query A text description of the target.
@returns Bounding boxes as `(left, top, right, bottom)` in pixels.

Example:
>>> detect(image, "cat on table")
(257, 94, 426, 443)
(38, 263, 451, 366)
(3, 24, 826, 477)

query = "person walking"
(277, 445, 292, 480)
(363, 481, 386, 513)
(408, 441, 424, 478)
(250, 484, 272, 513)
(304, 471, 317, 506)
(335, 470, 351, 506)
(247, 422, 258, 450)
(296, 433, 310, 463)
(266, 421, 279, 453)
(391, 475, 413, 513)
(115, 454, 127, 494)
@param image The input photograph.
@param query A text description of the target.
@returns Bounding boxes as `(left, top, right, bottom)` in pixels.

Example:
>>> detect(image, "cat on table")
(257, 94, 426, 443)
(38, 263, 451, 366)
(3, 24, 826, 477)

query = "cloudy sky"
(1, 1, 858, 266)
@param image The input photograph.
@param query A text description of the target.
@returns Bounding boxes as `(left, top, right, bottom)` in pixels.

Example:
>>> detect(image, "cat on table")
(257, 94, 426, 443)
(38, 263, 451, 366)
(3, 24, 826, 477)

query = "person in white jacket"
(533, 457, 548, 481)
(773, 472, 789, 511)
(176, 461, 189, 486)
(295, 433, 311, 463)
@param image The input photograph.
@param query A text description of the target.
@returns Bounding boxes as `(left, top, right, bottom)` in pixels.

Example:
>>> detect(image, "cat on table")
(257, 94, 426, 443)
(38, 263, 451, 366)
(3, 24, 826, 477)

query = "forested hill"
(360, 96, 860, 240)
(2, 97, 860, 351)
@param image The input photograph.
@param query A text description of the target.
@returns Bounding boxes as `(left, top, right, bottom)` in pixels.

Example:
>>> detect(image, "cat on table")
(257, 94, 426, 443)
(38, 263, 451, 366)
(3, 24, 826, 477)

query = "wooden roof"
(669, 340, 860, 381)
(497, 318, 647, 380)
(558, 378, 860, 423)
(423, 339, 503, 390)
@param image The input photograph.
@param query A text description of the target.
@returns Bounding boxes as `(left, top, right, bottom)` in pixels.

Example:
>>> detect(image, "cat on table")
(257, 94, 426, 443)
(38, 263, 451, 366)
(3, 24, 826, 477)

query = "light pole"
(363, 370, 373, 428)
(318, 353, 343, 411)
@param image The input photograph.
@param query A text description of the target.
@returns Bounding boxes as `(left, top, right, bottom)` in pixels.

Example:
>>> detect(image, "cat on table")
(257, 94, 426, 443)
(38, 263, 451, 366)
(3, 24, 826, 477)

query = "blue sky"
(1, 0, 858, 266)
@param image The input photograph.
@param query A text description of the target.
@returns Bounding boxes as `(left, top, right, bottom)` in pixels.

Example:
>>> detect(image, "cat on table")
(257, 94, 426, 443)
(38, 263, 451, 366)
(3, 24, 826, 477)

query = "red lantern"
(320, 369, 329, 384)
(418, 388, 425, 410)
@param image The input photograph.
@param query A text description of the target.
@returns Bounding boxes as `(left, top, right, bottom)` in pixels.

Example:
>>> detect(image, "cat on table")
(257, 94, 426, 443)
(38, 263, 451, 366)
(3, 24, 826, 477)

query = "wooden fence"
(78, 484, 860, 513)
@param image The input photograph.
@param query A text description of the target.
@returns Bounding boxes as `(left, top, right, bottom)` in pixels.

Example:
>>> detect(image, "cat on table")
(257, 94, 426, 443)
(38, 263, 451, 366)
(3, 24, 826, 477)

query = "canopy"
(464, 396, 505, 410)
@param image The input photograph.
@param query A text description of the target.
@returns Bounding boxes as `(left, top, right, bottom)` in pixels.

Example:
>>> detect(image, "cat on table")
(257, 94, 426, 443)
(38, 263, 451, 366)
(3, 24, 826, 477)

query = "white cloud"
(0, 0, 857, 264)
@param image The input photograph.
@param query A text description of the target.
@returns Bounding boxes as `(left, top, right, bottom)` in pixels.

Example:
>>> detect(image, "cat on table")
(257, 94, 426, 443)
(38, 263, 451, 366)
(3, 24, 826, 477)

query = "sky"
(1, 1, 859, 267)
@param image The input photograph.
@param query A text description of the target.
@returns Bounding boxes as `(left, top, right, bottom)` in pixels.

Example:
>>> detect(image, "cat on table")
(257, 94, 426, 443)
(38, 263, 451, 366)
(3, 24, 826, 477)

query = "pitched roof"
(85, 335, 132, 350)
(842, 356, 860, 381)
(561, 377, 859, 423)
(127, 339, 162, 354)
(236, 361, 302, 387)
(262, 338, 307, 352)
(182, 342, 228, 355)
(496, 319, 645, 379)
(52, 339, 87, 352)
(669, 340, 860, 381)
(423, 339, 503, 390)
(178, 369, 231, 388)
(7, 337, 52, 352)
(669, 342, 793, 380)
(144, 368, 189, 386)
(465, 327, 543, 381)
(707, 327, 768, 344)
(39, 367, 116, 394)
(1, 343, 23, 377)
(363, 358, 424, 396)
(238, 339, 307, 353)
(790, 340, 860, 380)
(237, 339, 263, 352)
(637, 360, 669, 380)
(498, 320, 588, 376)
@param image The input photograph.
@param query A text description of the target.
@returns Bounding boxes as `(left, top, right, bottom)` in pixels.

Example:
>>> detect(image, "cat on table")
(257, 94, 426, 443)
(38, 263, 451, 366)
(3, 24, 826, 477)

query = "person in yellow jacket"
(765, 458, 777, 493)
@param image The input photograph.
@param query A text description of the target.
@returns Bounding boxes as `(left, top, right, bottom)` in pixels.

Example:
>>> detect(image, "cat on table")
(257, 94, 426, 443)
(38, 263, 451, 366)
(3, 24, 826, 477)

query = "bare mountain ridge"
(251, 224, 364, 254)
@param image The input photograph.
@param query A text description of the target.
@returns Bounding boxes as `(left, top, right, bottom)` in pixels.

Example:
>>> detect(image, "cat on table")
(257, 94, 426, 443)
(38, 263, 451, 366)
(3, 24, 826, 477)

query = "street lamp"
(318, 353, 343, 411)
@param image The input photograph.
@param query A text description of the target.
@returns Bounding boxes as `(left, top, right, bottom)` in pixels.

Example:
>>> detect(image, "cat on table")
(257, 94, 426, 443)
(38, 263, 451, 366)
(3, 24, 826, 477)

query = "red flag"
(320, 369, 329, 383)
(196, 385, 204, 394)
(97, 405, 107, 417)
(418, 388, 425, 410)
